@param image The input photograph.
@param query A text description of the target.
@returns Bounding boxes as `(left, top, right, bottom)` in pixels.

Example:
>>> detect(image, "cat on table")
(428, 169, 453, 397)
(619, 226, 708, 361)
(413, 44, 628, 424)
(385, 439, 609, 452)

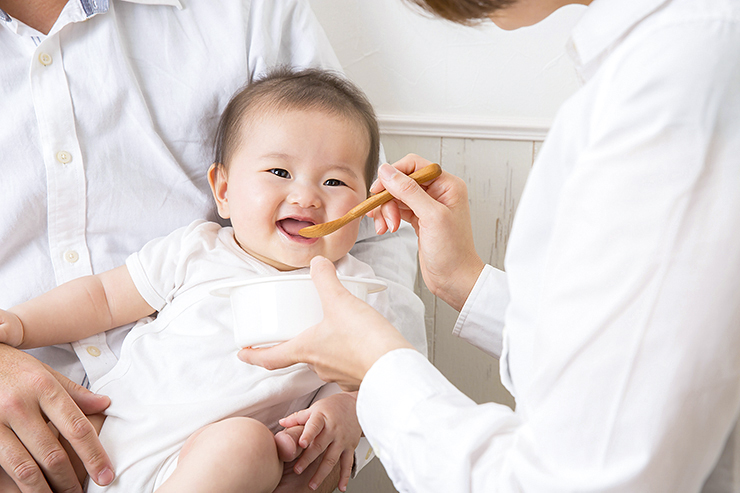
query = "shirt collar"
(566, 0, 669, 78)
(0, 0, 182, 24)
(119, 0, 183, 9)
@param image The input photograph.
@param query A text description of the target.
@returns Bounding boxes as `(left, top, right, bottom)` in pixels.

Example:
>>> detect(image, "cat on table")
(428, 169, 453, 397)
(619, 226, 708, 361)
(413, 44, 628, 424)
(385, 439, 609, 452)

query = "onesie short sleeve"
(125, 220, 217, 312)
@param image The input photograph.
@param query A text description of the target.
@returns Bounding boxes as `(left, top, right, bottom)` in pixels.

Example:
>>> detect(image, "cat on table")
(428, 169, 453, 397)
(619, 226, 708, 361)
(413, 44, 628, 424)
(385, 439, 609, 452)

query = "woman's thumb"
(310, 256, 348, 304)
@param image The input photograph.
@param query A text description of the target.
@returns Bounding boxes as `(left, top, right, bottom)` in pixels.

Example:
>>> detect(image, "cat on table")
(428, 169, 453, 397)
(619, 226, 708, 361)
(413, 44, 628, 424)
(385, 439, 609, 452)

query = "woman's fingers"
(371, 156, 485, 310)
(238, 337, 302, 372)
(376, 163, 442, 219)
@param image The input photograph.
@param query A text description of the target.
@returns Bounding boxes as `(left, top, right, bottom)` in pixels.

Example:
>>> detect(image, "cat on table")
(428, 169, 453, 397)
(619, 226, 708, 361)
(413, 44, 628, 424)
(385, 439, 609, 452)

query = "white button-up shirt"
(2, 0, 427, 476)
(358, 0, 740, 490)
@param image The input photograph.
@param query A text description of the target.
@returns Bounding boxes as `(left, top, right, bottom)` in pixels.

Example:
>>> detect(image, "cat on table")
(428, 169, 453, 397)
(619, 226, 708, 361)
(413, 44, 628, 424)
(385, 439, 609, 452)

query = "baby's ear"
(208, 163, 230, 219)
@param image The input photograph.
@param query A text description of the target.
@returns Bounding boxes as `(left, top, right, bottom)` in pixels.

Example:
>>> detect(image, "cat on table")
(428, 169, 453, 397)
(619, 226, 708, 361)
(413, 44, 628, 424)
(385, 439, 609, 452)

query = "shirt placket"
(29, 16, 118, 383)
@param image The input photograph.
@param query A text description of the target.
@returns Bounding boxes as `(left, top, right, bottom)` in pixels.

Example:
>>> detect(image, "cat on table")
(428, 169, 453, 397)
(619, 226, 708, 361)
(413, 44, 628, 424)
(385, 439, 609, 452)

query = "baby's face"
(210, 108, 370, 271)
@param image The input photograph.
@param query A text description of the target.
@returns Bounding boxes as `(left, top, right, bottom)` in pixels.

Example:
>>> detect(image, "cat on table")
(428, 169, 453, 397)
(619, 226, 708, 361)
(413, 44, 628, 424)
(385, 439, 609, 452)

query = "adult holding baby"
(241, 0, 740, 491)
(0, 0, 426, 492)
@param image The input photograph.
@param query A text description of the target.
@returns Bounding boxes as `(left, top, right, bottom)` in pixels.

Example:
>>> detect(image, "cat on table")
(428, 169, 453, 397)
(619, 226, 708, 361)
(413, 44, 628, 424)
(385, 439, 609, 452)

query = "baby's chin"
(271, 251, 349, 272)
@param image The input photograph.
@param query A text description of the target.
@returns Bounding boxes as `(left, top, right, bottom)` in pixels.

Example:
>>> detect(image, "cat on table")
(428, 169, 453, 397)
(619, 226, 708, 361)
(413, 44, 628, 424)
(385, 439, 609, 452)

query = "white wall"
(309, 0, 586, 139)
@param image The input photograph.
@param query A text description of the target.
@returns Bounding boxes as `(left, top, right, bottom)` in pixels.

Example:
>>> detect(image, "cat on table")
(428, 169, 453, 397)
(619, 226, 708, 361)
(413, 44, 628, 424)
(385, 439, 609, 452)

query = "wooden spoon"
(299, 163, 442, 238)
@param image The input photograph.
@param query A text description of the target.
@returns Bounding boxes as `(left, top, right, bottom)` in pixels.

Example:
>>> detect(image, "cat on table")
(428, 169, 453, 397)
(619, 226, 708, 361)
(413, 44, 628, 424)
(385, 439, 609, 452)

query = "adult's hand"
(0, 344, 114, 492)
(369, 154, 485, 311)
(240, 256, 414, 391)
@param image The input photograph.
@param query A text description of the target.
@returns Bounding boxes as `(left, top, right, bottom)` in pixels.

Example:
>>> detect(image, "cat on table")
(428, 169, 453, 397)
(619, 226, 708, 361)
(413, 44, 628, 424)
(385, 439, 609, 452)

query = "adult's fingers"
(238, 336, 302, 371)
(376, 163, 444, 222)
(306, 443, 350, 492)
(0, 346, 86, 492)
(37, 373, 114, 487)
(47, 365, 110, 416)
(336, 450, 354, 492)
(368, 154, 428, 195)
(309, 256, 352, 307)
(0, 426, 54, 493)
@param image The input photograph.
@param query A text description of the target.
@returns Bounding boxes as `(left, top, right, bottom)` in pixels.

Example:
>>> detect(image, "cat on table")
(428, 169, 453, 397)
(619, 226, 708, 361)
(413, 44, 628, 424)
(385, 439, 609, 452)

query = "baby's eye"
(269, 168, 291, 179)
(323, 178, 346, 187)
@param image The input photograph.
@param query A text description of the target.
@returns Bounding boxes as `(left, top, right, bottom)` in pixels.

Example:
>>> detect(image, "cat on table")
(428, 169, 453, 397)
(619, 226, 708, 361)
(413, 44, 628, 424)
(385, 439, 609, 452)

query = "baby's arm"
(0, 265, 155, 349)
(277, 392, 360, 492)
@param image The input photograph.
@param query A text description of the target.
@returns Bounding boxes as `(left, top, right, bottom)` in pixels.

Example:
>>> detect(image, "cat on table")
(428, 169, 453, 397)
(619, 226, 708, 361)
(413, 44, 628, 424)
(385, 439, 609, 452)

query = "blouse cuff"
(452, 265, 509, 359)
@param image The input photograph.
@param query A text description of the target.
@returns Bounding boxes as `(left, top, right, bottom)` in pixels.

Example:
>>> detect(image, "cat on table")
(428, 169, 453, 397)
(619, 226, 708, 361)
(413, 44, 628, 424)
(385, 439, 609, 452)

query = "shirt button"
(56, 150, 72, 164)
(38, 52, 53, 66)
(86, 346, 102, 357)
(64, 250, 79, 263)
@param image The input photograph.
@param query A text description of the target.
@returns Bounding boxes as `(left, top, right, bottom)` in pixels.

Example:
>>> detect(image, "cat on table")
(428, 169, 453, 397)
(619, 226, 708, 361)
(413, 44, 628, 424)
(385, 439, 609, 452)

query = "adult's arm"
(351, 20, 740, 492)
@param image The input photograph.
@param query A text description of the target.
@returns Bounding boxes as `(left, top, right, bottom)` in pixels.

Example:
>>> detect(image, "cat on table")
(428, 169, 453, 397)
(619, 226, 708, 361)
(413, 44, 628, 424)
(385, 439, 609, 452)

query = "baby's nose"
(287, 183, 321, 208)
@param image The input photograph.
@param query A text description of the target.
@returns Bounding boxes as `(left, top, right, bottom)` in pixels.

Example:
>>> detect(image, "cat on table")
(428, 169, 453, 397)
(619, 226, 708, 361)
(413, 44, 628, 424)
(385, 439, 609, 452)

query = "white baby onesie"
(86, 220, 389, 492)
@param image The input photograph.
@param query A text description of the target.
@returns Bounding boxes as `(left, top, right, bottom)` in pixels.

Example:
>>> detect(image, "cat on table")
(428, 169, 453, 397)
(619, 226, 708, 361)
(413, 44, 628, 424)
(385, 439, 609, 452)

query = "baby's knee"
(216, 417, 281, 488)
(219, 417, 277, 456)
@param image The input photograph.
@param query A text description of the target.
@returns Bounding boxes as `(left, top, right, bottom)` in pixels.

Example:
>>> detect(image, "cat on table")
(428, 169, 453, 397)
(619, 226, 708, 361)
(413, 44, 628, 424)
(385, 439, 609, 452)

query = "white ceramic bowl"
(211, 274, 387, 348)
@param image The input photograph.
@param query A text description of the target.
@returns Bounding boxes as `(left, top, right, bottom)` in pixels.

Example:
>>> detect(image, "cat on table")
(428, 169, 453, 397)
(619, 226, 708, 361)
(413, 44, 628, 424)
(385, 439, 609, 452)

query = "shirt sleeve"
(245, 0, 343, 79)
(357, 349, 521, 492)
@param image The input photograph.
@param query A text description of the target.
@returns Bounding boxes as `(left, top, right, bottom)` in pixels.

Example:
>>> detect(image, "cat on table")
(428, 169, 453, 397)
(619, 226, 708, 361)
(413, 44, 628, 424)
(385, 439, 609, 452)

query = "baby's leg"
(155, 417, 282, 493)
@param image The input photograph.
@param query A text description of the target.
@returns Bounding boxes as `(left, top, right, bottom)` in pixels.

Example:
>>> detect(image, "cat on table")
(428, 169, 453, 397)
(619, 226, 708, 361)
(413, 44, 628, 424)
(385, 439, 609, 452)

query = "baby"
(0, 68, 390, 493)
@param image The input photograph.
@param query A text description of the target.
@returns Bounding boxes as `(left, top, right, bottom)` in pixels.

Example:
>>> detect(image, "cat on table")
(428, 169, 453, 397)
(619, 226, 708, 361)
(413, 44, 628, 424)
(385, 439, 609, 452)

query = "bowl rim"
(210, 274, 387, 298)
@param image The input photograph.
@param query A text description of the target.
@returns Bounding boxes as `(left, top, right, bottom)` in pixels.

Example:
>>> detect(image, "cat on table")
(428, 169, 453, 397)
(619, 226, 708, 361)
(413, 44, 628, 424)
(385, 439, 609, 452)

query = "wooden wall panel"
(350, 135, 539, 492)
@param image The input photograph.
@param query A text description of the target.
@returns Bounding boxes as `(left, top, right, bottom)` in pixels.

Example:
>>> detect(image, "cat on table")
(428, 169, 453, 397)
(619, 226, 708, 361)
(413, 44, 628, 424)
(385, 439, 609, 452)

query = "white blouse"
(358, 0, 740, 490)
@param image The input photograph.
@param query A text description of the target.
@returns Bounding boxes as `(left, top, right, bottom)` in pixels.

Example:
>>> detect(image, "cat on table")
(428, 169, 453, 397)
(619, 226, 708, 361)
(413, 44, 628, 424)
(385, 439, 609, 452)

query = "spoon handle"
(346, 163, 442, 219)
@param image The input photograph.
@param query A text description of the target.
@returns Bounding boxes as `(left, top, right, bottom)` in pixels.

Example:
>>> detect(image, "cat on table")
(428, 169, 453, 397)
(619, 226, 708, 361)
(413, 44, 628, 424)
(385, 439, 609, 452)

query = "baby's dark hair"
(213, 67, 380, 190)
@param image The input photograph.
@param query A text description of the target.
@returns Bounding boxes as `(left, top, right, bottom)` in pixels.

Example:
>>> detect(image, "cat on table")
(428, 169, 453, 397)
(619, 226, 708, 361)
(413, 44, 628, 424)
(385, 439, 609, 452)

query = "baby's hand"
(278, 392, 360, 492)
(0, 309, 23, 347)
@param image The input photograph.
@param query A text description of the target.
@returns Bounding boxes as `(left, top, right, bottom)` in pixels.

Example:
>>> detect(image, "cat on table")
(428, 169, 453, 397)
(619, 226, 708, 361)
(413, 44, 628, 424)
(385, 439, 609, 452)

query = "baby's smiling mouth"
(277, 218, 319, 242)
